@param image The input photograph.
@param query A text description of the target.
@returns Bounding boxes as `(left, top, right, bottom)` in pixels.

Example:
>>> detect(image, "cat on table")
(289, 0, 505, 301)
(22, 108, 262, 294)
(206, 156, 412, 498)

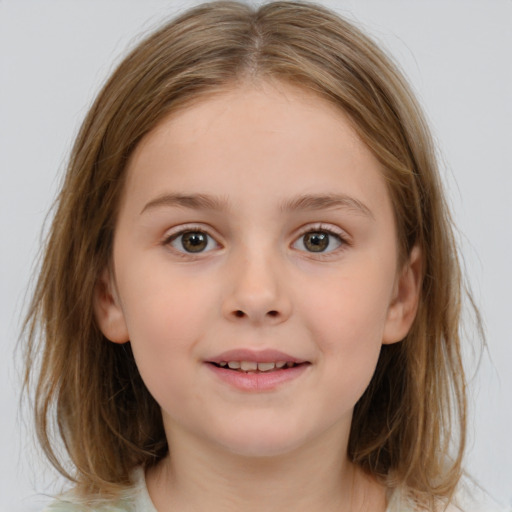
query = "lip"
(206, 362, 310, 392)
(207, 348, 307, 365)
(205, 348, 310, 392)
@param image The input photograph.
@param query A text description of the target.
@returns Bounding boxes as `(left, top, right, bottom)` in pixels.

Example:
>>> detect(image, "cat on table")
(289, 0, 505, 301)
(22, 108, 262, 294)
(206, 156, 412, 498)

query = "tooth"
(275, 361, 286, 369)
(228, 361, 241, 369)
(286, 362, 295, 368)
(219, 362, 227, 367)
(257, 362, 276, 372)
(240, 361, 258, 371)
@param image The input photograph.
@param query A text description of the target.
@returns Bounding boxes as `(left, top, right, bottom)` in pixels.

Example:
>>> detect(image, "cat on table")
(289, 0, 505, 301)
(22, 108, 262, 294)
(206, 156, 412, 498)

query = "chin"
(208, 423, 311, 459)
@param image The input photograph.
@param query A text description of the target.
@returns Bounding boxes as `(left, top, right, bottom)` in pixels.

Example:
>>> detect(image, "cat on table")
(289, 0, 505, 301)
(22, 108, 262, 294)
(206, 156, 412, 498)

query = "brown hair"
(23, 0, 471, 505)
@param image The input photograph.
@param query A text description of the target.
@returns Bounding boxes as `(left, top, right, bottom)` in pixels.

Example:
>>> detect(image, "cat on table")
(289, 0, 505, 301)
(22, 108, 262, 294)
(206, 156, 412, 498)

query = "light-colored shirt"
(44, 467, 509, 512)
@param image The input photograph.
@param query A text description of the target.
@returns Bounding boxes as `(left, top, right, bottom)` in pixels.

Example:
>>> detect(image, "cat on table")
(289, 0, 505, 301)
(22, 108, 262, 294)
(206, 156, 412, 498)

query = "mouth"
(205, 350, 310, 391)
(208, 361, 308, 373)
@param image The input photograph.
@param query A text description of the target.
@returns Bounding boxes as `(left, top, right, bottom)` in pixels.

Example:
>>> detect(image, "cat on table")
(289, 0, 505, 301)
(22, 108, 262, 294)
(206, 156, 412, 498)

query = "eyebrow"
(280, 193, 374, 219)
(140, 192, 374, 219)
(140, 193, 228, 215)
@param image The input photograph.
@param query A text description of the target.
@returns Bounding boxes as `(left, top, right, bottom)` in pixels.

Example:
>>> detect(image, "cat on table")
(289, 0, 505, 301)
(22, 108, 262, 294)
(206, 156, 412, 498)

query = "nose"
(222, 248, 292, 325)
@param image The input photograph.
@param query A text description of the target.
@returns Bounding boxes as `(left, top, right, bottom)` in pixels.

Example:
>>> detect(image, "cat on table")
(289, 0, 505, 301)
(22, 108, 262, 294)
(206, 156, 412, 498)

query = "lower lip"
(206, 363, 309, 391)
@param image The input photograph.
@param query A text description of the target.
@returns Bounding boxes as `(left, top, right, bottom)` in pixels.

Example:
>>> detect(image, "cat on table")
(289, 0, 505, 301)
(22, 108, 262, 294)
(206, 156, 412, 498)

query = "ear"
(93, 267, 130, 344)
(382, 245, 422, 345)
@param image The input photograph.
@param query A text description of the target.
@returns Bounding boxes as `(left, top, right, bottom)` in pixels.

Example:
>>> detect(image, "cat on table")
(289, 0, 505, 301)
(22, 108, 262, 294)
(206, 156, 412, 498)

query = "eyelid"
(162, 220, 219, 237)
(294, 222, 349, 241)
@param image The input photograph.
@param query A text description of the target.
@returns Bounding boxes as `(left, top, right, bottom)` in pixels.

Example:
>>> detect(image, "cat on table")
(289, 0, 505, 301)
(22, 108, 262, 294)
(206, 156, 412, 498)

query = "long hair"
(23, 1, 470, 503)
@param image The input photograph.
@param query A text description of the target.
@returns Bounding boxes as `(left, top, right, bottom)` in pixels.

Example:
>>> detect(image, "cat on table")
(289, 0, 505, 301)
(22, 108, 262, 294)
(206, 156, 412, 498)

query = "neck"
(146, 425, 386, 512)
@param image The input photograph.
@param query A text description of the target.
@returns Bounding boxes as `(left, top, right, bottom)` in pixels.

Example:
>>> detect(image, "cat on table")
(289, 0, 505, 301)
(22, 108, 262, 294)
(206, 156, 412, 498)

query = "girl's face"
(95, 81, 421, 458)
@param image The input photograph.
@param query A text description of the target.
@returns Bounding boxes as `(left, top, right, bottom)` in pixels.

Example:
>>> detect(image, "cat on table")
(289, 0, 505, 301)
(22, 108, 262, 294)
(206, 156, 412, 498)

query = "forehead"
(124, 80, 385, 197)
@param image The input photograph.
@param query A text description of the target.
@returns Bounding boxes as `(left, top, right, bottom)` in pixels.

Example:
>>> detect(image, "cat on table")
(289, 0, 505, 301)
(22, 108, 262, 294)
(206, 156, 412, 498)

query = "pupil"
(182, 232, 207, 252)
(304, 232, 329, 252)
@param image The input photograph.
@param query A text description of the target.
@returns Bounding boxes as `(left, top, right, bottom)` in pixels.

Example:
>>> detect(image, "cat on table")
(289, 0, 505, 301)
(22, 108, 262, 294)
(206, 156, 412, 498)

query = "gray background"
(1, 1, 511, 510)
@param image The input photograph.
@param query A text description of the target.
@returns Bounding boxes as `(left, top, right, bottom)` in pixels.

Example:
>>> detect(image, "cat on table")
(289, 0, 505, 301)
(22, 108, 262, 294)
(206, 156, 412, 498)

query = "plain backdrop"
(1, 1, 511, 510)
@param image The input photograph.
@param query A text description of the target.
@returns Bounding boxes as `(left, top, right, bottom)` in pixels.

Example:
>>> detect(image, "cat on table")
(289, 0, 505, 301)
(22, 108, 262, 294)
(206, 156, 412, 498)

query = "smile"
(206, 350, 311, 391)
(212, 361, 300, 372)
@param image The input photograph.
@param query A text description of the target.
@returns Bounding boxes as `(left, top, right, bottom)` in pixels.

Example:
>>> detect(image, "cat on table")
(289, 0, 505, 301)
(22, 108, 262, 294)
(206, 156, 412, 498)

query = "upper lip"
(207, 349, 307, 364)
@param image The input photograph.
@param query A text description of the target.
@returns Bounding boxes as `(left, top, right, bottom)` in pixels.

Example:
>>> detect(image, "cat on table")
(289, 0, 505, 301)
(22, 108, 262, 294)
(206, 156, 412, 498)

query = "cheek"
(298, 258, 395, 380)
(298, 271, 392, 415)
(306, 270, 391, 341)
(114, 258, 217, 378)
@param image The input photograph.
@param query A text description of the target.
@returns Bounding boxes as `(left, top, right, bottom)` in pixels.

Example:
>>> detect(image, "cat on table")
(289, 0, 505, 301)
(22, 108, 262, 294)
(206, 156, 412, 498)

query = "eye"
(167, 230, 218, 253)
(292, 229, 344, 253)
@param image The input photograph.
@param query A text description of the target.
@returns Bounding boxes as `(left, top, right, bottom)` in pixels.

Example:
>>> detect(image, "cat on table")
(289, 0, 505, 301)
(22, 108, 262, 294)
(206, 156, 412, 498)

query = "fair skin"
(95, 80, 421, 512)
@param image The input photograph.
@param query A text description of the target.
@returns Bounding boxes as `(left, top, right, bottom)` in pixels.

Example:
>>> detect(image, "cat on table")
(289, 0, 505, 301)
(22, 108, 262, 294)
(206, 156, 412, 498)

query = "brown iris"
(181, 231, 208, 252)
(303, 232, 329, 252)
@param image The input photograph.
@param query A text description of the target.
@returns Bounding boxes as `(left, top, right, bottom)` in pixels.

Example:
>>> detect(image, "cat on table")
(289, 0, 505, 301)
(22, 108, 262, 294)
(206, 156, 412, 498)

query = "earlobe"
(93, 268, 130, 344)
(382, 245, 422, 345)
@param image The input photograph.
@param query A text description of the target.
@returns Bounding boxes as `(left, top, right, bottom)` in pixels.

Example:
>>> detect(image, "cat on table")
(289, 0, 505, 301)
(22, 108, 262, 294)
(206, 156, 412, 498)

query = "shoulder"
(43, 501, 132, 512)
(43, 468, 154, 512)
(43, 495, 137, 512)
(448, 477, 510, 512)
(387, 476, 510, 512)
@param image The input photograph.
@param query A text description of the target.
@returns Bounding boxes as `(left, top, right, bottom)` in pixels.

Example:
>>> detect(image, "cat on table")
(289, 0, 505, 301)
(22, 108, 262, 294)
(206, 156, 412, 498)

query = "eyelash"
(162, 223, 349, 258)
(163, 225, 220, 257)
(292, 223, 349, 258)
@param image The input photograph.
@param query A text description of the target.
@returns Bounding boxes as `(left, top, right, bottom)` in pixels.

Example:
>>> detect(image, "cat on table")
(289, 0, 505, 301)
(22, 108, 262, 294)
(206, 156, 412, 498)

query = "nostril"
(230, 309, 281, 320)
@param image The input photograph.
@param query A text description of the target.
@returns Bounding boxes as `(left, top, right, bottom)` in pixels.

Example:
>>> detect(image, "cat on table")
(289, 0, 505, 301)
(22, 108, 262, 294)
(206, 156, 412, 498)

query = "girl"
(22, 1, 506, 511)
